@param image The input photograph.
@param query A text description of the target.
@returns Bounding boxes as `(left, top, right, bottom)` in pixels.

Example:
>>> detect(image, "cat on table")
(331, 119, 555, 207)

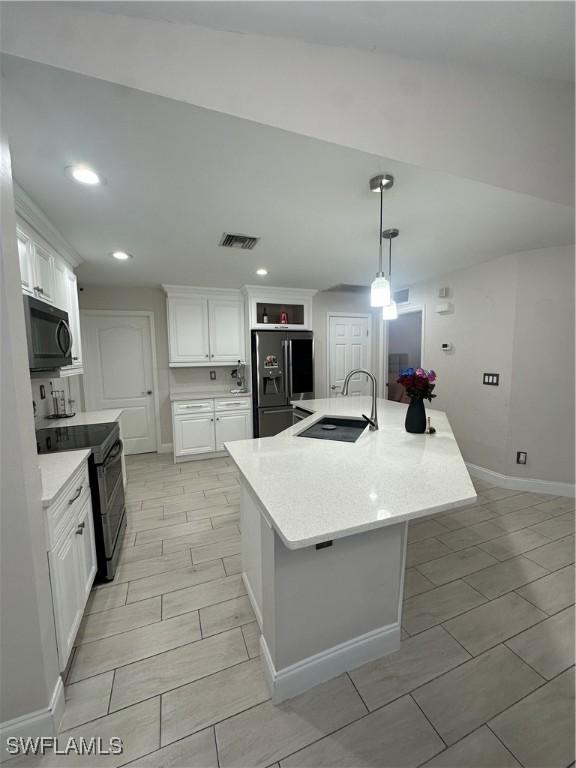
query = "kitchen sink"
(297, 416, 368, 443)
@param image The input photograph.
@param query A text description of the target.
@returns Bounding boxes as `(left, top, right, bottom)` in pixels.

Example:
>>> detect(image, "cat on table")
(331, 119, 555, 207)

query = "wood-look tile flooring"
(29, 455, 576, 766)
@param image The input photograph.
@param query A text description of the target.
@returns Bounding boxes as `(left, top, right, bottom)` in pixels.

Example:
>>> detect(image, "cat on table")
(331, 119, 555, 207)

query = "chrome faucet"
(341, 369, 379, 431)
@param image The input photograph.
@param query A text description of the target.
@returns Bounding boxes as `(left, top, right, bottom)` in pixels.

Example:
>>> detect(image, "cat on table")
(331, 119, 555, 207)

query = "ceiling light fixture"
(111, 251, 132, 261)
(65, 165, 104, 186)
(382, 228, 399, 321)
(369, 174, 394, 307)
(256, 268, 268, 276)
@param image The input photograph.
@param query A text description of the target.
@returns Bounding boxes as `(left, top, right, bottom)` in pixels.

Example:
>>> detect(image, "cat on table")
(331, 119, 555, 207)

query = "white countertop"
(225, 397, 477, 549)
(170, 390, 250, 402)
(37, 409, 123, 429)
(38, 449, 91, 508)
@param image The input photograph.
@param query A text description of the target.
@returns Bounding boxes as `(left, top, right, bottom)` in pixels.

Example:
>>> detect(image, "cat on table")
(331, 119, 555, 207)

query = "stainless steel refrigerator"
(251, 330, 314, 437)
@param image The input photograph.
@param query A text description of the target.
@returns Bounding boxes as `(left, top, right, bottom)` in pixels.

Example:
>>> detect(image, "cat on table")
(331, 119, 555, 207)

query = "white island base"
(241, 480, 407, 704)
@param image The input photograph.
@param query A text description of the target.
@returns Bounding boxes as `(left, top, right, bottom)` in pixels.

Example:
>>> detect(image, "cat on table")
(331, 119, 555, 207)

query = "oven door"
(24, 295, 73, 371)
(96, 439, 125, 556)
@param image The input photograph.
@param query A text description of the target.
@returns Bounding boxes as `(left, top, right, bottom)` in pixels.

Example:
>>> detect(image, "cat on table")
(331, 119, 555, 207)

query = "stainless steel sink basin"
(297, 416, 368, 443)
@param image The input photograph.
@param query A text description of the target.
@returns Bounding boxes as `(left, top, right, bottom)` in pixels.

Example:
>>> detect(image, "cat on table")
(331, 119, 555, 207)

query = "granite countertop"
(36, 409, 124, 429)
(170, 390, 251, 402)
(225, 397, 477, 550)
(38, 449, 91, 508)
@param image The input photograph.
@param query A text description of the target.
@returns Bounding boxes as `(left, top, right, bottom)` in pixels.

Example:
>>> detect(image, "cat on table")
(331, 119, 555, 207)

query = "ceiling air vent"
(393, 288, 410, 304)
(219, 232, 260, 250)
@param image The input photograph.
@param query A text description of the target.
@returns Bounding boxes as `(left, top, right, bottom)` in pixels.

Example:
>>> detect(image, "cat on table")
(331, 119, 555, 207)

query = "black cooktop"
(36, 422, 117, 456)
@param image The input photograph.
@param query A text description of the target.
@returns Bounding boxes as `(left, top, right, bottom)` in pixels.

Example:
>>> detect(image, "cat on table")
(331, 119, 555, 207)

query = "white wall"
(0, 121, 61, 745)
(1, 3, 572, 206)
(78, 285, 172, 447)
(505, 247, 575, 483)
(312, 290, 381, 398)
(402, 246, 574, 487)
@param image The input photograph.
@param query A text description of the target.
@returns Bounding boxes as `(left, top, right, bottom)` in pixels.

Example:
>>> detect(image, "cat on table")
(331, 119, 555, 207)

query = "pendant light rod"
(382, 228, 399, 279)
(378, 185, 384, 276)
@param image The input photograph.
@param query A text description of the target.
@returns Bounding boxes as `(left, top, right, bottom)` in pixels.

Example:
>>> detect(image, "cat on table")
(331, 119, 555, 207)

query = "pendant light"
(382, 228, 399, 320)
(369, 174, 394, 307)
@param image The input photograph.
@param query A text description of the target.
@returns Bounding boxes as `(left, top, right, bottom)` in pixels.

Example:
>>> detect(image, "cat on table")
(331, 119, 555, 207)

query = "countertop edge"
(40, 448, 92, 508)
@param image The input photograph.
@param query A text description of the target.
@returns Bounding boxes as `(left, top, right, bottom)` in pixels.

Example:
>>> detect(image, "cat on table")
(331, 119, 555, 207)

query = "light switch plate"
(483, 373, 500, 386)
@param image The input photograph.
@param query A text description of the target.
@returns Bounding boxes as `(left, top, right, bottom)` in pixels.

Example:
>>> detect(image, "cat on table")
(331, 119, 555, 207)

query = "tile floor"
(23, 454, 576, 766)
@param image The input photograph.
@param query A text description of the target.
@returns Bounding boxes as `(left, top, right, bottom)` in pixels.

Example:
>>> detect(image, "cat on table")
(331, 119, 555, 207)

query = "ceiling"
(62, 1, 575, 83)
(2, 55, 573, 291)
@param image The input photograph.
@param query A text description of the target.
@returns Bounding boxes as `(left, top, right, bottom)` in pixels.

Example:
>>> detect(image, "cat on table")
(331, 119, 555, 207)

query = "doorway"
(327, 314, 372, 397)
(81, 311, 159, 454)
(386, 309, 424, 402)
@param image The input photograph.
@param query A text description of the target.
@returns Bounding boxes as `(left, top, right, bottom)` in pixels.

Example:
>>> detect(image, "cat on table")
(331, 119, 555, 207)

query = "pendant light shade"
(382, 301, 398, 320)
(369, 174, 394, 307)
(371, 275, 391, 307)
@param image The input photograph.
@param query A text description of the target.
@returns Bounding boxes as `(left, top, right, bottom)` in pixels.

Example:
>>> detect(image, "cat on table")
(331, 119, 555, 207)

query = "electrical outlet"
(209, 370, 217, 381)
(483, 373, 500, 386)
(40, 385, 46, 399)
(516, 451, 527, 465)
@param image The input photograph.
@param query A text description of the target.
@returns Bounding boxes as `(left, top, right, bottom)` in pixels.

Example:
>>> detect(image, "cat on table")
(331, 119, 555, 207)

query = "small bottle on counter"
(262, 307, 269, 324)
(280, 310, 288, 324)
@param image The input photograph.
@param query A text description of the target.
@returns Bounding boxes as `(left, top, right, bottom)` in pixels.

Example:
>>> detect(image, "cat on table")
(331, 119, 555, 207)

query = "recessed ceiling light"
(111, 251, 132, 261)
(256, 268, 268, 276)
(65, 165, 104, 186)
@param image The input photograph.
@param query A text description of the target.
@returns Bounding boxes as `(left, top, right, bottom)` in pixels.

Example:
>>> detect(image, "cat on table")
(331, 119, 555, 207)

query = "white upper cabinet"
(53, 255, 69, 311)
(17, 229, 34, 295)
(164, 286, 245, 367)
(168, 296, 211, 364)
(209, 298, 245, 362)
(32, 242, 56, 304)
(66, 271, 83, 368)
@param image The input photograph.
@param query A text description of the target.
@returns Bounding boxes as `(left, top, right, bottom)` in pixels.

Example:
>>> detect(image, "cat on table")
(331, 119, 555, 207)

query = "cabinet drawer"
(48, 462, 90, 548)
(214, 397, 251, 412)
(173, 400, 214, 415)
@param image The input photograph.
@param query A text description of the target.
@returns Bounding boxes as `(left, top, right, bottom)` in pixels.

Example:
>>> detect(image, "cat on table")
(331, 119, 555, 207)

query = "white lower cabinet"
(174, 413, 216, 457)
(50, 518, 84, 669)
(215, 411, 252, 451)
(47, 461, 97, 671)
(173, 397, 251, 460)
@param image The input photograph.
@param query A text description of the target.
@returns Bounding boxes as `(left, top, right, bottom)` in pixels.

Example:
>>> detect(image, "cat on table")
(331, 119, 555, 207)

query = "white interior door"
(82, 312, 157, 454)
(328, 315, 371, 397)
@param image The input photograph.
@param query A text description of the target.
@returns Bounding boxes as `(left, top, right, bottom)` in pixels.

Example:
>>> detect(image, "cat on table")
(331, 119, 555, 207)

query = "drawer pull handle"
(68, 486, 83, 505)
(75, 522, 85, 535)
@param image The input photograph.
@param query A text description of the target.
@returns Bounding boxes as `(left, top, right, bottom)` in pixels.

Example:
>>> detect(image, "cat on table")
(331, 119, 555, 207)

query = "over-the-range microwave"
(23, 295, 73, 371)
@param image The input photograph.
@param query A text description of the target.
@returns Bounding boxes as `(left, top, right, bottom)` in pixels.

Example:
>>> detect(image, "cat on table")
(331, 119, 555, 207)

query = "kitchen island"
(225, 397, 477, 703)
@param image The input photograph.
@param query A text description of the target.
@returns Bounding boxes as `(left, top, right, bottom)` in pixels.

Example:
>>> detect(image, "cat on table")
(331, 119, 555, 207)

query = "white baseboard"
(467, 463, 575, 498)
(242, 572, 263, 630)
(158, 443, 174, 454)
(0, 677, 64, 763)
(260, 623, 400, 705)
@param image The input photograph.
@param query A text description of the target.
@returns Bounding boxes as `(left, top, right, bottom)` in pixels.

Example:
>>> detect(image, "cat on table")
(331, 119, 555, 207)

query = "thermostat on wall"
(441, 342, 453, 351)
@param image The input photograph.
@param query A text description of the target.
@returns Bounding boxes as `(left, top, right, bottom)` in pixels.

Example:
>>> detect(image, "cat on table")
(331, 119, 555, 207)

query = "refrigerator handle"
(283, 340, 292, 400)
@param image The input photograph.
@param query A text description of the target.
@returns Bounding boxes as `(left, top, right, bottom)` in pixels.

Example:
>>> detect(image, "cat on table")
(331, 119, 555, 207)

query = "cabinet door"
(53, 257, 69, 311)
(17, 229, 34, 294)
(168, 297, 210, 364)
(215, 411, 250, 451)
(76, 496, 97, 605)
(49, 522, 83, 670)
(66, 270, 83, 365)
(173, 414, 216, 456)
(208, 299, 245, 362)
(32, 242, 55, 303)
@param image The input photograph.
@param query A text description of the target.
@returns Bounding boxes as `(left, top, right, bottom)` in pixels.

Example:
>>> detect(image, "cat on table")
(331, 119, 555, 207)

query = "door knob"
(141, 390, 153, 395)
(330, 385, 337, 390)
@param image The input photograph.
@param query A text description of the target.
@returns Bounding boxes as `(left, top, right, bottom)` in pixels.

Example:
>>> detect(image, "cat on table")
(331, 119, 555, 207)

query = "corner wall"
(404, 245, 574, 488)
(0, 118, 61, 750)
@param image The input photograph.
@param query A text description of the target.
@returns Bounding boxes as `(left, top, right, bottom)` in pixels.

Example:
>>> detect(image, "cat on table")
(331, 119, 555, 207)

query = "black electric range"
(37, 422, 126, 582)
